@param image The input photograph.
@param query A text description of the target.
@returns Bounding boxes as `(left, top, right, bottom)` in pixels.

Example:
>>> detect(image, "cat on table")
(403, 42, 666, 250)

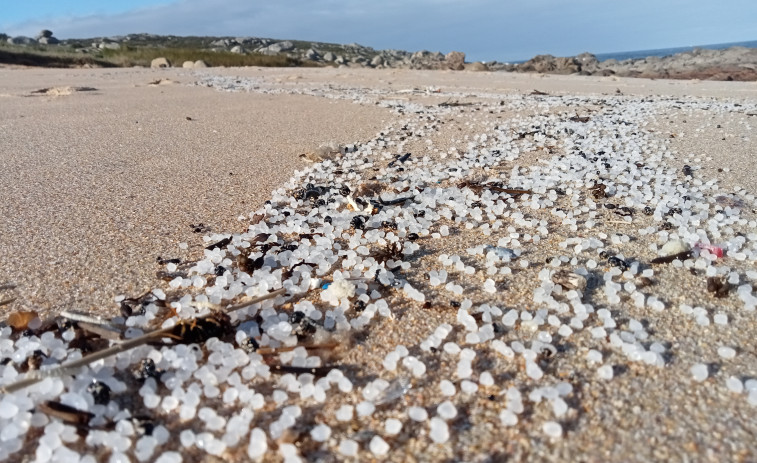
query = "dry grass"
(0, 42, 322, 68)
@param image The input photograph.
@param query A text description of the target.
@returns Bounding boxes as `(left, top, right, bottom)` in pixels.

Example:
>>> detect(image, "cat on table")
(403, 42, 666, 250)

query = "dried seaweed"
(706, 276, 731, 298)
(650, 250, 693, 264)
(0, 289, 286, 394)
(38, 401, 94, 427)
(458, 181, 532, 196)
(205, 236, 232, 251)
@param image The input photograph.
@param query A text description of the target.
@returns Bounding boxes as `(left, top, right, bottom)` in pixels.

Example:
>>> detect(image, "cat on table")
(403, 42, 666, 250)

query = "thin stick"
(0, 325, 174, 394)
(1, 288, 288, 395)
(223, 288, 287, 314)
(0, 298, 16, 307)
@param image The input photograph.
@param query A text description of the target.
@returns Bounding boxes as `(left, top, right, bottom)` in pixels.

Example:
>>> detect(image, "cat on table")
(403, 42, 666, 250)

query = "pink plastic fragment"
(695, 242, 724, 258)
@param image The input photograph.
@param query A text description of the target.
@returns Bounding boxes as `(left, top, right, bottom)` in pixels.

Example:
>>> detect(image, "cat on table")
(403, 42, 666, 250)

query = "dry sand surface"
(1, 66, 757, 462)
(0, 67, 392, 316)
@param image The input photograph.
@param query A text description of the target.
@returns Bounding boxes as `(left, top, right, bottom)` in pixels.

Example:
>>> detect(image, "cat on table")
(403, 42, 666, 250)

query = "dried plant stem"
(1, 288, 288, 395)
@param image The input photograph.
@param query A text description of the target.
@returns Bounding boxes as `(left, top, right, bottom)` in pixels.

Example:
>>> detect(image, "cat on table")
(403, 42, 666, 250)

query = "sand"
(1, 66, 756, 462)
(0, 67, 392, 316)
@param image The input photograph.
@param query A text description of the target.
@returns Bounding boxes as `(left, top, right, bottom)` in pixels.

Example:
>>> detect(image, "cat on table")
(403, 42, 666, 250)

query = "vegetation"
(0, 36, 322, 68)
(99, 46, 310, 68)
(0, 42, 114, 68)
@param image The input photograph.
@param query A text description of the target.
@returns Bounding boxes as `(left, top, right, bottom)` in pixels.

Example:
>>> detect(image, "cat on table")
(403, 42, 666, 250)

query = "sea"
(508, 39, 757, 64)
(594, 39, 757, 62)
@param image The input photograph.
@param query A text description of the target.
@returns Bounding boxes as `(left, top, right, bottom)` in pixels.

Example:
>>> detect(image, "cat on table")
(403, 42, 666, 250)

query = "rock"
(444, 51, 466, 71)
(305, 49, 320, 60)
(370, 55, 384, 67)
(575, 52, 599, 71)
(37, 30, 53, 39)
(335, 55, 346, 65)
(268, 41, 294, 53)
(150, 57, 171, 68)
(210, 39, 231, 48)
(465, 62, 489, 72)
(100, 42, 121, 50)
(38, 36, 59, 45)
(323, 52, 336, 62)
(182, 61, 195, 68)
(194, 60, 208, 68)
(7, 36, 35, 45)
(230, 45, 245, 54)
(517, 54, 579, 74)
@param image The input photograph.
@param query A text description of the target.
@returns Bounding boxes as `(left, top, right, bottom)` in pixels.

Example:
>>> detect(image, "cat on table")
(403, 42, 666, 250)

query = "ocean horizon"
(507, 39, 757, 64)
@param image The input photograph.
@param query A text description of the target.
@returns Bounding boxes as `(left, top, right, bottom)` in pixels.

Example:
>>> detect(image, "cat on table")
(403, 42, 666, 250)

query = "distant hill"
(0, 31, 480, 70)
(2, 31, 755, 80)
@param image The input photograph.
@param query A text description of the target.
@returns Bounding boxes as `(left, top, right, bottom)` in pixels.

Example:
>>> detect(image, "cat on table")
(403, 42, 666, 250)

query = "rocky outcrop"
(517, 55, 581, 74)
(444, 51, 466, 70)
(150, 57, 171, 68)
(34, 29, 60, 45)
(7, 36, 35, 45)
(3, 31, 755, 80)
(513, 47, 757, 81)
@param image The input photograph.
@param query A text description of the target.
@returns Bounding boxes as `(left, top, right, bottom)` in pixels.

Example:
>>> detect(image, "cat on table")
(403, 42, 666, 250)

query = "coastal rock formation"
(7, 36, 35, 45)
(3, 31, 753, 80)
(444, 51, 466, 70)
(34, 29, 60, 45)
(512, 46, 757, 81)
(598, 46, 757, 80)
(150, 57, 171, 68)
(517, 54, 581, 74)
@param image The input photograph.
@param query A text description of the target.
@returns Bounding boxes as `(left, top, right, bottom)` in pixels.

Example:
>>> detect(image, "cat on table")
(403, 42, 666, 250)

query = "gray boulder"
(268, 40, 294, 53)
(575, 52, 599, 70)
(100, 42, 121, 50)
(194, 60, 209, 68)
(323, 52, 336, 62)
(230, 45, 245, 54)
(38, 36, 59, 45)
(210, 39, 230, 48)
(150, 57, 171, 68)
(444, 51, 466, 70)
(8, 36, 34, 45)
(370, 55, 384, 67)
(517, 54, 579, 74)
(182, 61, 195, 68)
(305, 48, 320, 60)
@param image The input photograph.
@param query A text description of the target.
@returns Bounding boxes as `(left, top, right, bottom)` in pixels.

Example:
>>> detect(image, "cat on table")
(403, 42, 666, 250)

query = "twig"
(1, 288, 288, 394)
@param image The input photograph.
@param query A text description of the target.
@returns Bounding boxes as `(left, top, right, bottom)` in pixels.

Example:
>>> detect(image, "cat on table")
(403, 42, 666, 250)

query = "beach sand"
(0, 66, 756, 462)
(0, 67, 392, 316)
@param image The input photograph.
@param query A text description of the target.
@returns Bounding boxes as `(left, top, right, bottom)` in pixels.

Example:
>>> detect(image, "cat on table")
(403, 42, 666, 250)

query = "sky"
(2, 0, 755, 62)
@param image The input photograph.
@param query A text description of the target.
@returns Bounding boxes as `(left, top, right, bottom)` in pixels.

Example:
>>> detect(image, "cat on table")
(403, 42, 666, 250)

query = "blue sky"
(2, 0, 755, 62)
